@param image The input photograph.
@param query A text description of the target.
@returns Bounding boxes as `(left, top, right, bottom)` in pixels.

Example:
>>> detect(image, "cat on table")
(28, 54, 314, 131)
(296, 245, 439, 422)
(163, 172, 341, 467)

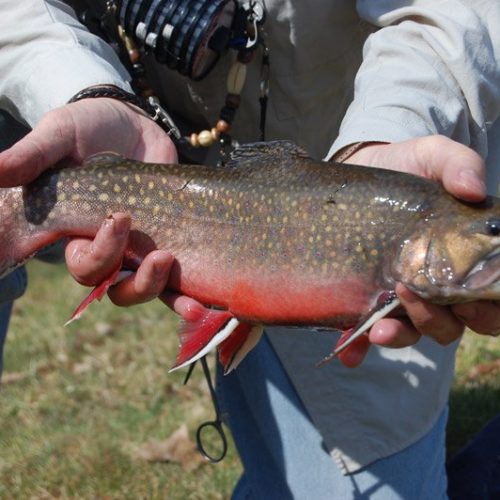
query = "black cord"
(68, 84, 181, 139)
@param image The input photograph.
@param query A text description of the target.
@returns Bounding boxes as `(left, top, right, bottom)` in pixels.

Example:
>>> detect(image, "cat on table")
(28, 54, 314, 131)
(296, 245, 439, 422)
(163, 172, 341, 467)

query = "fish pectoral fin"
(218, 324, 264, 375)
(83, 152, 127, 167)
(317, 291, 401, 367)
(169, 309, 240, 372)
(65, 268, 131, 326)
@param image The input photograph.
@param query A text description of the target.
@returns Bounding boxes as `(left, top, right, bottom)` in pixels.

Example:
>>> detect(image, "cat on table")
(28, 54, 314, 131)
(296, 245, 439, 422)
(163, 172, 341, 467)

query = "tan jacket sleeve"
(329, 0, 500, 159)
(0, 0, 131, 126)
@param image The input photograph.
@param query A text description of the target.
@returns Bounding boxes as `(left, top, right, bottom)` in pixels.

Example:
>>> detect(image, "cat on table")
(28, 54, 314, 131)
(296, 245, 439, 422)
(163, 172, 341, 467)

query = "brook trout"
(3, 141, 500, 371)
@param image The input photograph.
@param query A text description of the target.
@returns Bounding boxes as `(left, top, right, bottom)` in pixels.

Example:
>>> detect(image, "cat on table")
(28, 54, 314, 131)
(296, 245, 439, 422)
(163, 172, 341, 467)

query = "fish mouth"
(463, 247, 500, 291)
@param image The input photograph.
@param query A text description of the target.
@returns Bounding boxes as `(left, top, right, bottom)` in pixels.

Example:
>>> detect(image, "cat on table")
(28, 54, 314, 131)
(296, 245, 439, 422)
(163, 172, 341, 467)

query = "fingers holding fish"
(337, 335, 370, 368)
(0, 99, 178, 189)
(347, 136, 486, 203)
(65, 213, 130, 286)
(421, 136, 486, 203)
(107, 251, 174, 306)
(368, 317, 421, 349)
(0, 107, 75, 187)
(396, 284, 465, 346)
(452, 301, 500, 337)
(160, 292, 207, 322)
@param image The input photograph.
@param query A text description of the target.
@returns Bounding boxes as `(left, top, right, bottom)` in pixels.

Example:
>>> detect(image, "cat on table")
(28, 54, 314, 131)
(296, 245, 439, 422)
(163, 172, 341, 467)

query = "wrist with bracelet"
(332, 141, 387, 163)
(68, 84, 182, 141)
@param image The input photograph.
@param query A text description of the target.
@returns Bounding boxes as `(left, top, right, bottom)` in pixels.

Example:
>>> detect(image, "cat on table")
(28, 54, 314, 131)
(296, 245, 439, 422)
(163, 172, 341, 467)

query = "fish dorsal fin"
(226, 140, 311, 168)
(83, 152, 127, 167)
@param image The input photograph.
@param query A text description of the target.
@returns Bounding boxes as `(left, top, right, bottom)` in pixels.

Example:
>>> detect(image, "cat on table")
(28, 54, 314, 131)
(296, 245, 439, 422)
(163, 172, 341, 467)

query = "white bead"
(227, 62, 247, 94)
(198, 130, 214, 147)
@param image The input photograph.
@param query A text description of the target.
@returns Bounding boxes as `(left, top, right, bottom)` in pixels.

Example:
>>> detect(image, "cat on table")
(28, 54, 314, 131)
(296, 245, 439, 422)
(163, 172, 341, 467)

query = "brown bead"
(237, 50, 254, 64)
(216, 120, 230, 133)
(190, 133, 200, 147)
(220, 106, 236, 123)
(211, 127, 220, 140)
(225, 93, 241, 109)
(134, 77, 149, 89)
(128, 49, 140, 64)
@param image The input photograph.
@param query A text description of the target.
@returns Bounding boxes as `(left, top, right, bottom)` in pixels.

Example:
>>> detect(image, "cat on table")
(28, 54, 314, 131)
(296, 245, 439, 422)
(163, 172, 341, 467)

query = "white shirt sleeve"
(0, 0, 132, 126)
(329, 0, 500, 160)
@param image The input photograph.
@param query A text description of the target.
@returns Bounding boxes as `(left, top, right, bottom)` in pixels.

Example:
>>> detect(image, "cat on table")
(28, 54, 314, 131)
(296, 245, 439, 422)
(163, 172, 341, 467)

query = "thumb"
(347, 136, 486, 203)
(418, 136, 486, 203)
(0, 108, 75, 187)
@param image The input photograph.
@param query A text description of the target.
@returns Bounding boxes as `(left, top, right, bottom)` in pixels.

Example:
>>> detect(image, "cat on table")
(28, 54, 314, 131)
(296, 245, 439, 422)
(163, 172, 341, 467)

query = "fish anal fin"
(220, 324, 264, 375)
(217, 323, 251, 371)
(170, 309, 239, 372)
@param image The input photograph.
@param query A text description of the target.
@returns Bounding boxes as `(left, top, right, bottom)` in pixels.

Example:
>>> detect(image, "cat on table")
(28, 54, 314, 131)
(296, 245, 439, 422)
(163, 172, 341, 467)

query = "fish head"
(392, 195, 500, 303)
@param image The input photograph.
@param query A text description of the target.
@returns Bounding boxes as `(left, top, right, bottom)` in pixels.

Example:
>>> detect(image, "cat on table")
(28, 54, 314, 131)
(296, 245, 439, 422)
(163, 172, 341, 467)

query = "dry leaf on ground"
(0, 371, 30, 385)
(467, 359, 500, 379)
(132, 424, 204, 471)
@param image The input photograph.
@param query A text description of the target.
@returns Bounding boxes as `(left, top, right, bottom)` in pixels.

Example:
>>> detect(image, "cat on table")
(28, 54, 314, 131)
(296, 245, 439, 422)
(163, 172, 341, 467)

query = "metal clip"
(260, 44, 270, 99)
(147, 96, 181, 140)
(242, 1, 266, 49)
(242, 1, 266, 24)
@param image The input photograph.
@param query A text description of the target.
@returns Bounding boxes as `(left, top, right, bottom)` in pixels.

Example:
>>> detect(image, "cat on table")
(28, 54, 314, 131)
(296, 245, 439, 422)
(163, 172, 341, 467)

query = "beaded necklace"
(106, 0, 269, 153)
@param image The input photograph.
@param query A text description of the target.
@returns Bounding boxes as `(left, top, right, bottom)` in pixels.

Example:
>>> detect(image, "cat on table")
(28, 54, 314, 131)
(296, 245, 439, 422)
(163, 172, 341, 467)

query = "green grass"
(448, 332, 500, 456)
(1, 260, 499, 497)
(0, 261, 242, 499)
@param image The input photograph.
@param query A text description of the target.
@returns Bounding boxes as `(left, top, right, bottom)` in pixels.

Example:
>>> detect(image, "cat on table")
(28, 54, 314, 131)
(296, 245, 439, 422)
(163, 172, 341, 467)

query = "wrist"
(68, 85, 180, 140)
(333, 141, 388, 164)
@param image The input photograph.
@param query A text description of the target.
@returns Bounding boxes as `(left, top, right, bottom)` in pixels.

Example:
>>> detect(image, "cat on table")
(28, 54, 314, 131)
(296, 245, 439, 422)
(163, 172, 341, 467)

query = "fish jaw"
(424, 245, 500, 302)
(392, 199, 500, 303)
(461, 247, 500, 292)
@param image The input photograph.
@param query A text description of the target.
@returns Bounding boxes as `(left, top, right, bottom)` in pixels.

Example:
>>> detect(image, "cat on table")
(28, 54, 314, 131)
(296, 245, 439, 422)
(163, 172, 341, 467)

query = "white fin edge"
(224, 325, 264, 375)
(64, 270, 133, 326)
(332, 298, 402, 356)
(169, 317, 241, 373)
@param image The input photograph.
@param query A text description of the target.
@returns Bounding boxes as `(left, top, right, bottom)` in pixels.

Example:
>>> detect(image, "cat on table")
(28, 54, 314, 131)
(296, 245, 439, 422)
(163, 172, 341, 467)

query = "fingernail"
(153, 253, 174, 280)
(458, 169, 486, 196)
(110, 216, 129, 236)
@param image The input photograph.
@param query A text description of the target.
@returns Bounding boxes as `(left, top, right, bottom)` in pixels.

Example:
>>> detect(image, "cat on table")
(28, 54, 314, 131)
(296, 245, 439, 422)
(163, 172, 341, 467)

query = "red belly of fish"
(177, 269, 375, 329)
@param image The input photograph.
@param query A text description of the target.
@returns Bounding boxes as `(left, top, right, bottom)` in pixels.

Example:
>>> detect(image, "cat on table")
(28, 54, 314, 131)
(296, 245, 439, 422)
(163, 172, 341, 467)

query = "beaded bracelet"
(68, 84, 181, 140)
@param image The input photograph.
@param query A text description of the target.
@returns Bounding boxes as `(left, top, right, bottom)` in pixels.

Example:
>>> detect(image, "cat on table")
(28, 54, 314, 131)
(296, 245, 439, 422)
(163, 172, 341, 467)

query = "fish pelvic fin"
(317, 291, 401, 368)
(169, 309, 241, 372)
(65, 268, 131, 326)
(218, 324, 264, 375)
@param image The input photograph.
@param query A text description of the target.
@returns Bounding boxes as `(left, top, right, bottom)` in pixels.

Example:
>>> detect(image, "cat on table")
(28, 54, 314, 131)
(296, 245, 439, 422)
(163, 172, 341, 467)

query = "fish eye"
(486, 219, 500, 236)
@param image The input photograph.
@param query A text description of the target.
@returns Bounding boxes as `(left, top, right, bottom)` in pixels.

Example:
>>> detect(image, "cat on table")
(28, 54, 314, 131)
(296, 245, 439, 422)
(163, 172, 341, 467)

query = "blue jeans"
(0, 110, 30, 376)
(0, 268, 28, 375)
(217, 335, 448, 500)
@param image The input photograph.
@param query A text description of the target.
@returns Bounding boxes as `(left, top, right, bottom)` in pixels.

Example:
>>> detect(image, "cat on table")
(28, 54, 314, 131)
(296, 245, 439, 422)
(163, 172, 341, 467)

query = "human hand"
(340, 135, 499, 367)
(0, 98, 178, 305)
